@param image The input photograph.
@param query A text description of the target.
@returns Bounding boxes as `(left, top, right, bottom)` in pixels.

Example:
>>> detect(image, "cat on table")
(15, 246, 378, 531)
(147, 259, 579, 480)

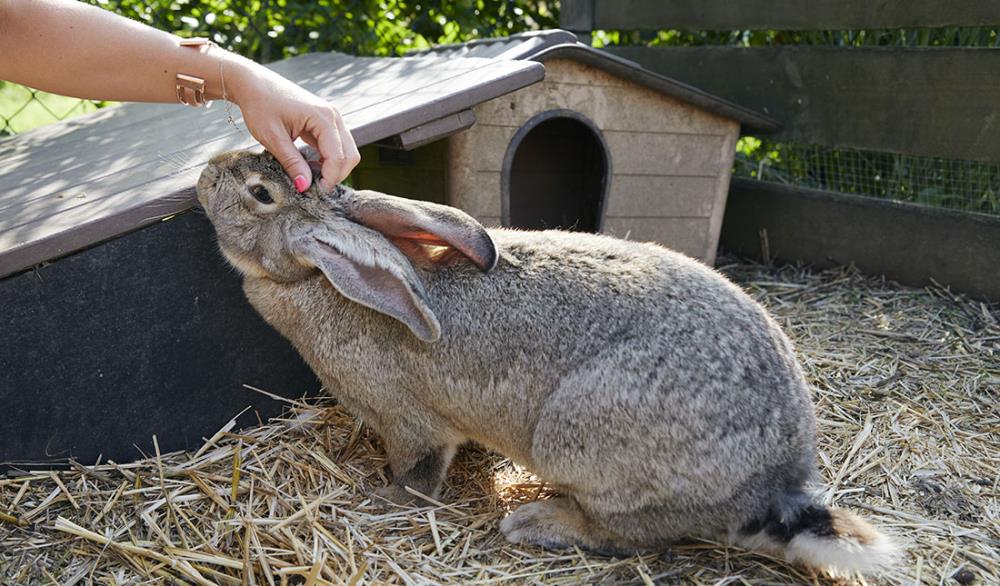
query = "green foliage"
(0, 81, 110, 137)
(86, 0, 556, 61)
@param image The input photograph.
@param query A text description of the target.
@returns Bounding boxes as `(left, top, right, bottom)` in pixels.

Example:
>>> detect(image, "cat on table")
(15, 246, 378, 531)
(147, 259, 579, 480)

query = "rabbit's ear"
(295, 235, 442, 343)
(344, 190, 498, 272)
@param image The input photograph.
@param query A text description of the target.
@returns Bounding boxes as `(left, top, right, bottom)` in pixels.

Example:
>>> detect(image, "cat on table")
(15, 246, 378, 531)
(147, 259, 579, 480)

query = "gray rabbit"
(196, 149, 897, 575)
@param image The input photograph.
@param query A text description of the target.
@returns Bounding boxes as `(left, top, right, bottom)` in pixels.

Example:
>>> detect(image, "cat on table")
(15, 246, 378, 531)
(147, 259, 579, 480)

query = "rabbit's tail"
(734, 491, 899, 575)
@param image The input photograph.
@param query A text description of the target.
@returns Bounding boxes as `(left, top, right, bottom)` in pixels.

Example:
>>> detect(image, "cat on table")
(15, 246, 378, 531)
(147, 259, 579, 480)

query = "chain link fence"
(0, 83, 106, 137)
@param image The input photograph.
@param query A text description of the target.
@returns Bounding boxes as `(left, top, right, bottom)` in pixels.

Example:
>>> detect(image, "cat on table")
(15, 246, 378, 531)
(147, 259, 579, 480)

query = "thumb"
(269, 137, 312, 193)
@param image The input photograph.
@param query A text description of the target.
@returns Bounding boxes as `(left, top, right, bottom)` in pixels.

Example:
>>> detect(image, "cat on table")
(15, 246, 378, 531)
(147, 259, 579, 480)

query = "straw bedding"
(2, 259, 998, 585)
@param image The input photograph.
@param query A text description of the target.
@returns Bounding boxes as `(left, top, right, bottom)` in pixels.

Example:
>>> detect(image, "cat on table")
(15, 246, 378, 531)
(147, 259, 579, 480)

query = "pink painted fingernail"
(293, 175, 308, 193)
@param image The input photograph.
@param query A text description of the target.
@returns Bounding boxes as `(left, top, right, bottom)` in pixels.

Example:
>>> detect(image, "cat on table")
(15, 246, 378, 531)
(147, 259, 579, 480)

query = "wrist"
(213, 52, 257, 107)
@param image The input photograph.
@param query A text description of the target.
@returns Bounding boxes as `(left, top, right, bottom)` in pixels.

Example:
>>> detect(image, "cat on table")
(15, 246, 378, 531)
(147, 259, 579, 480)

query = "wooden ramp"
(0, 51, 542, 470)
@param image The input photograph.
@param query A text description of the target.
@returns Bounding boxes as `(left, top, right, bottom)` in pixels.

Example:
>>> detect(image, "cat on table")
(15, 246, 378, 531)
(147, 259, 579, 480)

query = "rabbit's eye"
(249, 184, 274, 205)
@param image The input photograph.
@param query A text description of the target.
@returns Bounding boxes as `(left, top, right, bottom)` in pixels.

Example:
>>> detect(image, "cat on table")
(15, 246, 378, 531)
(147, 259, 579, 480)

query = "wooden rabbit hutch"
(352, 31, 776, 263)
(0, 31, 772, 469)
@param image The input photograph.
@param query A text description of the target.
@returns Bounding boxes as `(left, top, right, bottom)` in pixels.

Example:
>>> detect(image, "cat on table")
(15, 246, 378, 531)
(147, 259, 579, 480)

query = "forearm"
(0, 0, 361, 186)
(0, 0, 254, 104)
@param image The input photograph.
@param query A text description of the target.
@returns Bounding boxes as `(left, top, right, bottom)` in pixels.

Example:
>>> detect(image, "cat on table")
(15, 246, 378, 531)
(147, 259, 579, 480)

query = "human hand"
(228, 59, 360, 192)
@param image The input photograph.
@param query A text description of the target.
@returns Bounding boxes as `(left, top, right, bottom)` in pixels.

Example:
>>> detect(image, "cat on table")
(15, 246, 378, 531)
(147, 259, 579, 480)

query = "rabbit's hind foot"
(500, 497, 628, 555)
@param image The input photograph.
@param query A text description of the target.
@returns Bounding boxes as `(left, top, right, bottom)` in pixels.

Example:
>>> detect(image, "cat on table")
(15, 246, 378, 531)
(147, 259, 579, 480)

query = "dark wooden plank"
(0, 212, 320, 469)
(609, 46, 1000, 161)
(590, 0, 1000, 31)
(396, 110, 476, 150)
(720, 179, 1000, 301)
(0, 53, 543, 278)
(559, 0, 594, 32)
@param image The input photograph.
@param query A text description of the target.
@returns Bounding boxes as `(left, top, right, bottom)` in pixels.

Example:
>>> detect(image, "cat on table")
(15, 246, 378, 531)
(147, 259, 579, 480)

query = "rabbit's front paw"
(500, 498, 622, 554)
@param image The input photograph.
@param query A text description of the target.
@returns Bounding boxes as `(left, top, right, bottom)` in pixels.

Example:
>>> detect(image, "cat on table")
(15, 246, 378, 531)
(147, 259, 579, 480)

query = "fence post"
(559, 0, 594, 44)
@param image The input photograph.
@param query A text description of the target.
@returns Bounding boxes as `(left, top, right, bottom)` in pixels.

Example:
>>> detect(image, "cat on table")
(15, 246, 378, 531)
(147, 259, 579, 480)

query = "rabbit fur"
(196, 149, 898, 575)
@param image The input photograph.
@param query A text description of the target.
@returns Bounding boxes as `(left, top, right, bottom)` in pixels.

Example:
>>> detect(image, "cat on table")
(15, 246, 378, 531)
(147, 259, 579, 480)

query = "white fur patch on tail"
(735, 508, 900, 576)
(785, 524, 899, 575)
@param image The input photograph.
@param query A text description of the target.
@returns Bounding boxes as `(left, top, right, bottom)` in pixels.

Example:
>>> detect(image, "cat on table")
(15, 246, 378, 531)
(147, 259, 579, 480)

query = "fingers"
(236, 71, 358, 192)
(316, 108, 361, 189)
(338, 118, 362, 183)
(265, 131, 312, 193)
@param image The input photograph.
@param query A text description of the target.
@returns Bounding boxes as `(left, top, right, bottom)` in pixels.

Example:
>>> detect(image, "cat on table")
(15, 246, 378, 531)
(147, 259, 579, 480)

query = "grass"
(0, 82, 104, 135)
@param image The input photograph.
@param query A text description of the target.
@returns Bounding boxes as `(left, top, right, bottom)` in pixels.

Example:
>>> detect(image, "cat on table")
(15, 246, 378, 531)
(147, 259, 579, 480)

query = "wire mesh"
(0, 82, 106, 137)
(734, 140, 1000, 216)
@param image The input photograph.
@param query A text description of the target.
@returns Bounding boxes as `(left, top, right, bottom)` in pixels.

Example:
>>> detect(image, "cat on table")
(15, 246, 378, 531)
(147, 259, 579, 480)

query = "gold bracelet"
(176, 38, 215, 107)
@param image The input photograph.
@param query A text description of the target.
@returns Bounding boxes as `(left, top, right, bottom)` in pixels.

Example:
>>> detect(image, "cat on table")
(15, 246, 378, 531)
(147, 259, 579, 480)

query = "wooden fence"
(561, 0, 1000, 299)
(562, 1, 999, 32)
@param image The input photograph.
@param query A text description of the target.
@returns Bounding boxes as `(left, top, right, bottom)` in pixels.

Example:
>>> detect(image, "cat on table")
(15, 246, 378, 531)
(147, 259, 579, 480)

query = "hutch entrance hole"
(502, 110, 610, 232)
